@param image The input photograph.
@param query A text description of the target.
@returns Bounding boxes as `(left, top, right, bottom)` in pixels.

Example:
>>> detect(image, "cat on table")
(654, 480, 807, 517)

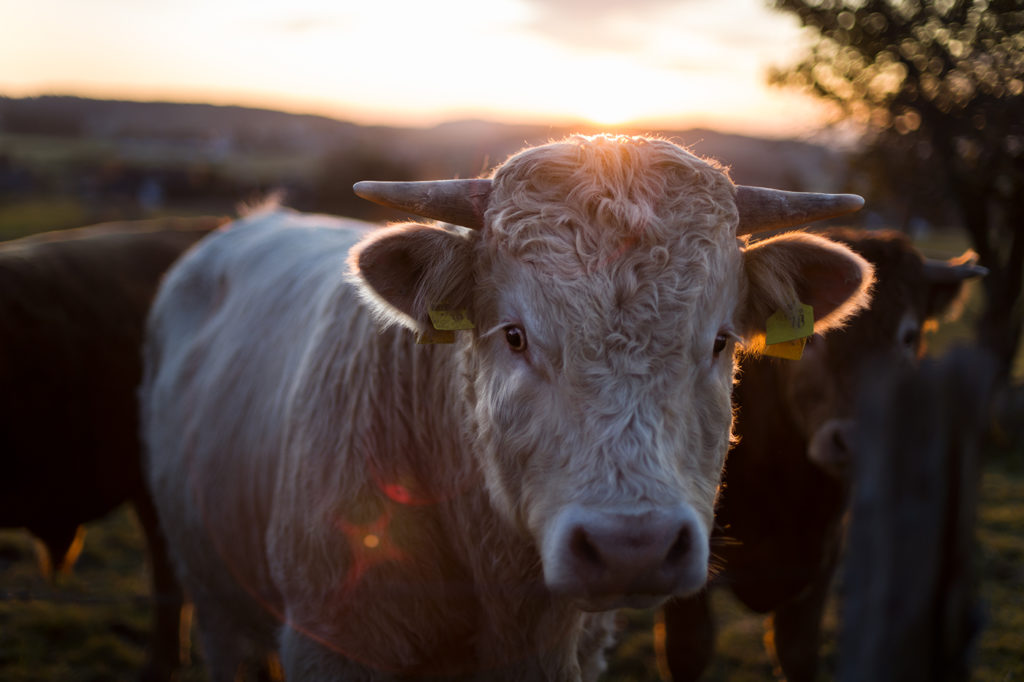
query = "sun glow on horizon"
(568, 57, 670, 128)
(581, 100, 640, 127)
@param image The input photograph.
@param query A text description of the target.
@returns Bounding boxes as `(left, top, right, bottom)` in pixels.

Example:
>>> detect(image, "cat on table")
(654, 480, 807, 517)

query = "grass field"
(1, 460, 1021, 681)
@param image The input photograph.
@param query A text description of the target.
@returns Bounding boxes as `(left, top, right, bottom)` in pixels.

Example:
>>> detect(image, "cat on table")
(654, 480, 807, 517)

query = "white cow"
(142, 135, 873, 680)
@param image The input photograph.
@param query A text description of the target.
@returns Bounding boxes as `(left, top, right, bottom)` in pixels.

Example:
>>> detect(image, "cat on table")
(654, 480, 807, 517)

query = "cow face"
(350, 135, 873, 610)
(774, 229, 983, 478)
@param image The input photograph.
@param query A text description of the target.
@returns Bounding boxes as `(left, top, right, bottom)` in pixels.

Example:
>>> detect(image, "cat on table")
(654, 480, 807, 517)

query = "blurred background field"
(0, 97, 856, 239)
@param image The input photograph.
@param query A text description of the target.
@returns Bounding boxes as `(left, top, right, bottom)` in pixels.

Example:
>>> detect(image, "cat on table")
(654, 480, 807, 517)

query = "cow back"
(0, 217, 221, 546)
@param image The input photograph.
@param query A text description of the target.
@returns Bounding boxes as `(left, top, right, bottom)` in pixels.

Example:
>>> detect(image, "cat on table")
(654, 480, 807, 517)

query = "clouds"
(520, 0, 692, 52)
(519, 0, 749, 55)
(513, 0, 805, 84)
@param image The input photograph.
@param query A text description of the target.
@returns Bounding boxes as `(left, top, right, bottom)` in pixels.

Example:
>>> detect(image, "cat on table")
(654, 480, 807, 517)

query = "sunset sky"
(0, 0, 833, 137)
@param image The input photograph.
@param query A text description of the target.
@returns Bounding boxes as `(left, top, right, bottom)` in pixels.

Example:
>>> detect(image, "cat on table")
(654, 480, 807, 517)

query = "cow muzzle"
(808, 417, 855, 479)
(541, 504, 709, 611)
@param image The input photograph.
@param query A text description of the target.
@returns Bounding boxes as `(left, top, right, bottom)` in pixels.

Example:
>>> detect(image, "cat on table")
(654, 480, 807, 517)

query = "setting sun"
(568, 57, 659, 126)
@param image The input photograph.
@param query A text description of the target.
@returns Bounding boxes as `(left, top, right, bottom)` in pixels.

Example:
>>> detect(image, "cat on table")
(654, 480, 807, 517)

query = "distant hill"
(0, 96, 365, 152)
(0, 96, 849, 192)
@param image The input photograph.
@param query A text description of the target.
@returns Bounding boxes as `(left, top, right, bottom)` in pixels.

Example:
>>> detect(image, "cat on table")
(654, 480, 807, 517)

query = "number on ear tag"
(764, 302, 814, 360)
(766, 303, 813, 345)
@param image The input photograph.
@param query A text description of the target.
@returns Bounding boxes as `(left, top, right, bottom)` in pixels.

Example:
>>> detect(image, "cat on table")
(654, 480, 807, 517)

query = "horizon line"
(0, 89, 837, 143)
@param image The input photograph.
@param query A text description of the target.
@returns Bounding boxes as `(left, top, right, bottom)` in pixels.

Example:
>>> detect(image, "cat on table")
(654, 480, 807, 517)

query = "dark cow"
(0, 216, 222, 681)
(659, 228, 986, 682)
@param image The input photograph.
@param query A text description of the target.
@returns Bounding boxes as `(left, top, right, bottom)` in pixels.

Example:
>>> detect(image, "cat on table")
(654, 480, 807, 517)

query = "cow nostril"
(570, 527, 603, 567)
(665, 524, 692, 565)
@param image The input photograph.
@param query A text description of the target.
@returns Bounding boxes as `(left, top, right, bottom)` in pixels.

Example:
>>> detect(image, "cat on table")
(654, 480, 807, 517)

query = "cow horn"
(923, 251, 989, 282)
(353, 179, 492, 229)
(736, 186, 865, 235)
(353, 180, 865, 235)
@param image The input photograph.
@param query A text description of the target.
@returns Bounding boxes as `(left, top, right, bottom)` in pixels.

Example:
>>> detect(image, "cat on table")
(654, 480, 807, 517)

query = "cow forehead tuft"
(485, 135, 738, 261)
(475, 136, 741, 344)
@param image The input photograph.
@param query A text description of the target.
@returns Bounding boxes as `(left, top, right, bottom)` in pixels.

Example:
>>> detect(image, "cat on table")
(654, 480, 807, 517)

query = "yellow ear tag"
(763, 337, 808, 360)
(764, 302, 814, 360)
(427, 307, 475, 331)
(418, 305, 474, 344)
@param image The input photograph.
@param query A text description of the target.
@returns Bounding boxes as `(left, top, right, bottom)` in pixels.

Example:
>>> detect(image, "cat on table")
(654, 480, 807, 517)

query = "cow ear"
(348, 223, 476, 332)
(739, 231, 875, 348)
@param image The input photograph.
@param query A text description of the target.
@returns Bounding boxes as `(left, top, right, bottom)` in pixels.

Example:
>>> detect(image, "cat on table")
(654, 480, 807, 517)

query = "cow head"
(772, 228, 986, 479)
(349, 135, 873, 610)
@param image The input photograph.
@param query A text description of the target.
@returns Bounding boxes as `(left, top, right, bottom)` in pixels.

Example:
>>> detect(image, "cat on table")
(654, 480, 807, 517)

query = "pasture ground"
(1, 462, 1021, 681)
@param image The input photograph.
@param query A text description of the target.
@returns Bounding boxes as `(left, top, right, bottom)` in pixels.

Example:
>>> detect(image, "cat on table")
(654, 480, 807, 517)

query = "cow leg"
(659, 590, 715, 682)
(28, 521, 83, 578)
(188, 604, 265, 682)
(133, 494, 185, 682)
(764, 555, 837, 682)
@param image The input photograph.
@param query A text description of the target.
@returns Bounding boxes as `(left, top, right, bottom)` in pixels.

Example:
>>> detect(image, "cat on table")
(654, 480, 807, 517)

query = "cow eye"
(902, 328, 920, 348)
(712, 333, 728, 357)
(505, 325, 528, 352)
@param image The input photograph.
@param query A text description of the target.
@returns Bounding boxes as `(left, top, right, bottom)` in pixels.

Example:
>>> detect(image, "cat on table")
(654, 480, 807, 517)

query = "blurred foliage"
(771, 0, 1024, 378)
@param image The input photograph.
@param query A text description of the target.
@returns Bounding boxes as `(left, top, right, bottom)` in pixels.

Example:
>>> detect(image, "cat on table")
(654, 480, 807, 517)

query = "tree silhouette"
(771, 0, 1024, 376)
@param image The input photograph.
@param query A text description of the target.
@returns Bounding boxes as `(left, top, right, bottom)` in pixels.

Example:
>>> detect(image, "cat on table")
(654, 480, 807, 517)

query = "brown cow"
(0, 216, 221, 681)
(659, 228, 985, 682)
